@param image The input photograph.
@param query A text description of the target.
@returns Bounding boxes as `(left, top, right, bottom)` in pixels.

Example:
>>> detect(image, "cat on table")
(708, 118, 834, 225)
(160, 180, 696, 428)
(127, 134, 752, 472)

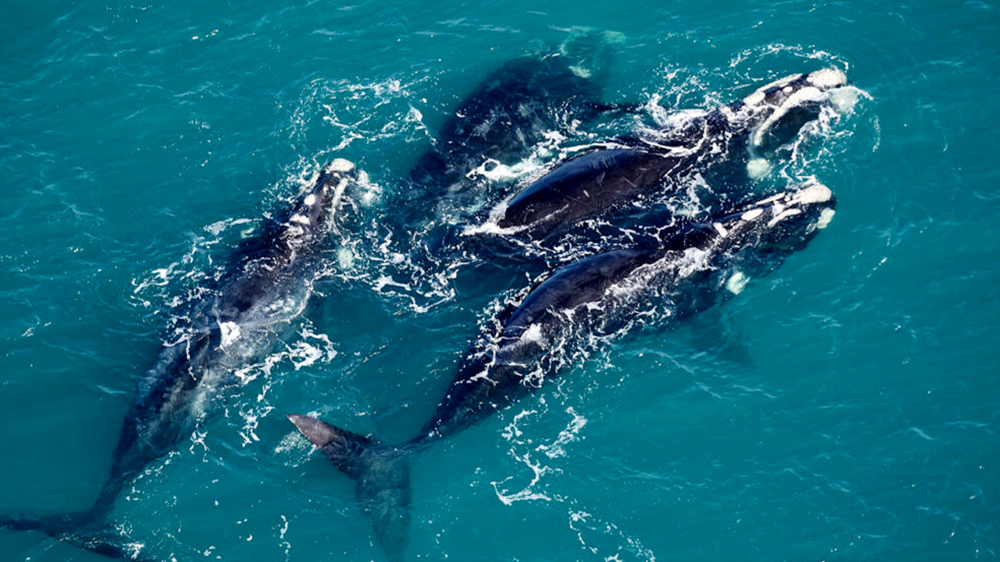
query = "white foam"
(744, 73, 803, 106)
(829, 87, 860, 114)
(726, 271, 750, 295)
(816, 208, 836, 229)
(746, 158, 772, 179)
(219, 321, 241, 347)
(336, 246, 354, 269)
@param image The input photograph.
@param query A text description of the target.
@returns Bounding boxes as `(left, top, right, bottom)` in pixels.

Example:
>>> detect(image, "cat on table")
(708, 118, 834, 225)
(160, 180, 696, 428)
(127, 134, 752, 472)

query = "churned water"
(1, 1, 998, 561)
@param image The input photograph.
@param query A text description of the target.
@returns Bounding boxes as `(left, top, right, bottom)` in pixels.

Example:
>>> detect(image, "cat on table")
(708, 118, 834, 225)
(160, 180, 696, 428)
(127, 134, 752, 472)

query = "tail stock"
(287, 414, 412, 562)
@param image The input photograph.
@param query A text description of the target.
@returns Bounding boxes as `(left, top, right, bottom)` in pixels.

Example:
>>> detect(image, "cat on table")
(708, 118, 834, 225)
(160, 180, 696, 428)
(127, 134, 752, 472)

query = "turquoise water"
(1, 1, 998, 561)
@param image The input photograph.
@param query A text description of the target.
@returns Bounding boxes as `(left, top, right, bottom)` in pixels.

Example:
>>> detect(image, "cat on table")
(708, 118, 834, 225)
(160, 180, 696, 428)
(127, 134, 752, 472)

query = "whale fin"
(287, 414, 412, 562)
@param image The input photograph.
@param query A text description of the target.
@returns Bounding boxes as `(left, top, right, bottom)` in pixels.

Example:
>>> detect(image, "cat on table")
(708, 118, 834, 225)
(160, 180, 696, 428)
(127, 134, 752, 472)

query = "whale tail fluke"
(287, 414, 413, 562)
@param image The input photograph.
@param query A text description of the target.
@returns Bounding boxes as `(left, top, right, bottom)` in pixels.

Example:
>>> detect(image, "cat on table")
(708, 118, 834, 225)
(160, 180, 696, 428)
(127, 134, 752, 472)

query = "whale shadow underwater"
(290, 179, 839, 561)
(0, 160, 361, 560)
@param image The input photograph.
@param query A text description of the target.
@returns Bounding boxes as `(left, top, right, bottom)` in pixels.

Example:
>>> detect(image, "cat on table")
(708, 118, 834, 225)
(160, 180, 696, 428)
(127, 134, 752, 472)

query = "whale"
(408, 30, 625, 194)
(481, 68, 850, 241)
(288, 180, 837, 561)
(1, 159, 359, 560)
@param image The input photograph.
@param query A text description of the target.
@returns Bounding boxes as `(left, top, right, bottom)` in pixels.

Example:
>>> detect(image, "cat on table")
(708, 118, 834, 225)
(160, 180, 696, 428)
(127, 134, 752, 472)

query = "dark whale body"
(409, 31, 624, 193)
(488, 68, 850, 241)
(1, 159, 359, 560)
(290, 181, 838, 561)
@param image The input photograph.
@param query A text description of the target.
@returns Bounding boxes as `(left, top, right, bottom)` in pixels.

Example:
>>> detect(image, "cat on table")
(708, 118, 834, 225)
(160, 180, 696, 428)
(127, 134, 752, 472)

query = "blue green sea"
(2, 1, 998, 561)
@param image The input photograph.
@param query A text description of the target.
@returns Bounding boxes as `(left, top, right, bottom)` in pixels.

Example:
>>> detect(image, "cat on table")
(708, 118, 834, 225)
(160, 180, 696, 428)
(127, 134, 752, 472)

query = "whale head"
(722, 68, 849, 153)
(708, 180, 837, 265)
(284, 158, 356, 242)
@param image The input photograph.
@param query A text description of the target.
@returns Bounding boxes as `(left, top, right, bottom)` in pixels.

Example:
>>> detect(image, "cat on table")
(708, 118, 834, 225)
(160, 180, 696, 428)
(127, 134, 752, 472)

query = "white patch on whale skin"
(219, 321, 241, 347)
(303, 194, 317, 206)
(743, 73, 804, 106)
(713, 222, 729, 237)
(326, 158, 355, 173)
(807, 68, 848, 89)
(743, 90, 766, 106)
(726, 271, 750, 295)
(741, 208, 764, 221)
(789, 182, 833, 205)
(746, 158, 772, 180)
(290, 214, 311, 225)
(328, 178, 350, 219)
(768, 208, 803, 227)
(816, 208, 836, 230)
(752, 86, 824, 147)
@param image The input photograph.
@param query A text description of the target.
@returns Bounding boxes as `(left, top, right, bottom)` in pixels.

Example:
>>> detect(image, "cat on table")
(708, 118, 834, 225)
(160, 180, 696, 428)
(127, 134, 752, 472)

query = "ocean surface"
(1, 1, 998, 561)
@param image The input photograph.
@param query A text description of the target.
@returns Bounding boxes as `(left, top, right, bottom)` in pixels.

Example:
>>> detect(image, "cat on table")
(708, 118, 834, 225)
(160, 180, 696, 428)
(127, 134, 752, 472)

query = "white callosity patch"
(752, 86, 825, 147)
(789, 181, 833, 205)
(741, 208, 764, 221)
(326, 158, 355, 173)
(742, 73, 804, 106)
(302, 193, 317, 207)
(760, 182, 831, 226)
(743, 67, 849, 148)
(767, 208, 803, 227)
(806, 68, 848, 89)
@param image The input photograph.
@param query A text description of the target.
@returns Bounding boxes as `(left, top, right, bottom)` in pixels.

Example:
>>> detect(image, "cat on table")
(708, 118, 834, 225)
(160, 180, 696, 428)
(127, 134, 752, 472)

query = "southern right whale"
(1, 159, 359, 560)
(481, 68, 851, 241)
(408, 29, 626, 194)
(288, 180, 838, 561)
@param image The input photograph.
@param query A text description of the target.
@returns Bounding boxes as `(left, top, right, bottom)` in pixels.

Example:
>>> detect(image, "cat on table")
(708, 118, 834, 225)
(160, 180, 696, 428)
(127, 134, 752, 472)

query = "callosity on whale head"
(285, 158, 356, 241)
(721, 68, 850, 153)
(706, 180, 837, 282)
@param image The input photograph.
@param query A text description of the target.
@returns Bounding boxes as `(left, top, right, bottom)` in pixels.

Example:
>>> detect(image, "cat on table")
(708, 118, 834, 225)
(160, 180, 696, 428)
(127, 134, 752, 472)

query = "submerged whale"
(408, 30, 625, 195)
(481, 68, 850, 241)
(1, 159, 359, 560)
(289, 180, 837, 561)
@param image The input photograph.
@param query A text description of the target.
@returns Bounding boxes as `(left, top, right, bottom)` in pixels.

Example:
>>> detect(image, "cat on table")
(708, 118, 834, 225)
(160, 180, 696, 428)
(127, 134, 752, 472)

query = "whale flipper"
(288, 414, 412, 562)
